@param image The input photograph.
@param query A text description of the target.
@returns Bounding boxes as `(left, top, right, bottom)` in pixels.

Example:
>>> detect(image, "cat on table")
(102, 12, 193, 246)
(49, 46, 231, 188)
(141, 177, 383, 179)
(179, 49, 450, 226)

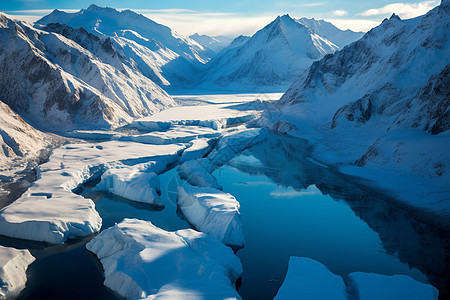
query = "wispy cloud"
(359, 1, 438, 19)
(324, 18, 382, 32)
(331, 10, 348, 16)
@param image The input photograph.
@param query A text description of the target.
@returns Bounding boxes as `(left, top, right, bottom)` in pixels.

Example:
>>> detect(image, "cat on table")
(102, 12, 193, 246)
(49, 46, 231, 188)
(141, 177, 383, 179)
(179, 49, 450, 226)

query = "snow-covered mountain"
(0, 12, 175, 131)
(262, 1, 450, 223)
(37, 4, 209, 64)
(190, 33, 233, 54)
(295, 18, 364, 48)
(198, 15, 343, 91)
(36, 5, 209, 89)
(0, 99, 49, 172)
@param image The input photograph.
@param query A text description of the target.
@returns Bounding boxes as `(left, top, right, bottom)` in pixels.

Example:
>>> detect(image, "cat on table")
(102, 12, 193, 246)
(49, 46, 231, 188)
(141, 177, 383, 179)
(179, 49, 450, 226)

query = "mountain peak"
(389, 13, 401, 20)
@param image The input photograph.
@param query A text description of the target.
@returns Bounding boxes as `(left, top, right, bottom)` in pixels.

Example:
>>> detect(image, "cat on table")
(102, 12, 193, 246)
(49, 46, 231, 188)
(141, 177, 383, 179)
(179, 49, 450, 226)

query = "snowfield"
(86, 218, 243, 299)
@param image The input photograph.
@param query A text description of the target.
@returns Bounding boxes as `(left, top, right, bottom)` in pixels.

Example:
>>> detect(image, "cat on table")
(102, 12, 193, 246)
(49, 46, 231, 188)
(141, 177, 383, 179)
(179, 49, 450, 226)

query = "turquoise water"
(1, 133, 448, 299)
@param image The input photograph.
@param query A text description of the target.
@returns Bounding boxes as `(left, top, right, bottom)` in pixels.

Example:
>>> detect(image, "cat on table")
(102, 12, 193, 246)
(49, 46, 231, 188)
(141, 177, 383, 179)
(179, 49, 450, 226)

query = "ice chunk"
(0, 245, 35, 299)
(177, 185, 244, 246)
(178, 158, 222, 189)
(208, 128, 267, 167)
(86, 218, 242, 300)
(348, 272, 439, 300)
(274, 256, 347, 300)
(180, 138, 214, 163)
(126, 125, 220, 145)
(94, 155, 179, 206)
(0, 142, 185, 243)
(95, 168, 161, 206)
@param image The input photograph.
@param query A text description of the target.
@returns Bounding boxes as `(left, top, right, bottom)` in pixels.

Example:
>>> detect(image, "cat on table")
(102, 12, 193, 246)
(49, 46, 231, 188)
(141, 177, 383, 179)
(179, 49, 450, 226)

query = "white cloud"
(325, 18, 382, 32)
(139, 11, 276, 37)
(331, 10, 348, 16)
(359, 1, 438, 19)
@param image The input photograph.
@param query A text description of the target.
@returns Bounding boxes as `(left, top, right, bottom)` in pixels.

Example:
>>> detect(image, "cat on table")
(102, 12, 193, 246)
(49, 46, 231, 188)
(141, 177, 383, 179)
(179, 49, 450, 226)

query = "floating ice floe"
(0, 245, 35, 299)
(0, 142, 185, 243)
(125, 125, 220, 145)
(178, 185, 244, 246)
(275, 256, 439, 299)
(86, 218, 242, 300)
(178, 158, 222, 189)
(348, 272, 438, 300)
(94, 159, 174, 206)
(274, 256, 347, 300)
(180, 138, 214, 163)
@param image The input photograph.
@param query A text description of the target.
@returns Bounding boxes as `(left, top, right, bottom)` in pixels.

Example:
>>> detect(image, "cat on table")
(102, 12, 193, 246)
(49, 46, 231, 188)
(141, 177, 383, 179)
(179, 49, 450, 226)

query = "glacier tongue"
(0, 245, 35, 300)
(178, 185, 244, 246)
(86, 218, 242, 300)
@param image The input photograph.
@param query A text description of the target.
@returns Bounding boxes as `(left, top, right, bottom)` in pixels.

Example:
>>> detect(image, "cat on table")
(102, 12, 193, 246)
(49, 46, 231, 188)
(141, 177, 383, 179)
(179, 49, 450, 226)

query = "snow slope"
(295, 17, 364, 48)
(0, 245, 35, 299)
(190, 33, 233, 54)
(0, 12, 174, 131)
(0, 100, 49, 172)
(262, 1, 450, 225)
(86, 218, 242, 299)
(199, 14, 340, 91)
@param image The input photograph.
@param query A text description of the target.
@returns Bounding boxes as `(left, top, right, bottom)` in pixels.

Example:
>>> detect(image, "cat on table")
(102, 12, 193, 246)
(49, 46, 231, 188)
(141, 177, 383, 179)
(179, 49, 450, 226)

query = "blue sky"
(1, 0, 440, 36)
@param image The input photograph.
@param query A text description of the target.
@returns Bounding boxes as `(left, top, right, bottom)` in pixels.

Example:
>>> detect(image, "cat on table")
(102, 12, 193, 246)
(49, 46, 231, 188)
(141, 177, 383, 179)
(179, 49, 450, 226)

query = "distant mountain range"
(0, 11, 175, 131)
(197, 14, 363, 91)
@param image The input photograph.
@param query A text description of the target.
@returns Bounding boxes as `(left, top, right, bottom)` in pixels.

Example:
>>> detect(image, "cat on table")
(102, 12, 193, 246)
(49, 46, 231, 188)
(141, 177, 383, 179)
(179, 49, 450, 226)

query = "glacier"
(178, 185, 244, 246)
(86, 218, 242, 299)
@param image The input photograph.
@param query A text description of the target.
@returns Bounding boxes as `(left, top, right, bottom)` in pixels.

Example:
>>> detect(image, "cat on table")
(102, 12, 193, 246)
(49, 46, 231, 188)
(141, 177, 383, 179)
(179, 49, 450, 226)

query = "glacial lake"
(0, 133, 448, 299)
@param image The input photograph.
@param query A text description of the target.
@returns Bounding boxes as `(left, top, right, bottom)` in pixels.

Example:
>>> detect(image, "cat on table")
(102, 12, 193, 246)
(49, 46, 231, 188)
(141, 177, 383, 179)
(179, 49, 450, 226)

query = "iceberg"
(0, 142, 185, 243)
(275, 256, 439, 299)
(348, 272, 439, 300)
(178, 158, 222, 189)
(86, 218, 242, 300)
(0, 245, 35, 299)
(274, 256, 347, 300)
(178, 185, 244, 246)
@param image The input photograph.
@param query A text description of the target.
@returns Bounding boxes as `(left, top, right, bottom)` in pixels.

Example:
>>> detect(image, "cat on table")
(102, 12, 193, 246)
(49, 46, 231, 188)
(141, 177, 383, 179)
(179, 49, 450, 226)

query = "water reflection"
(223, 133, 450, 299)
